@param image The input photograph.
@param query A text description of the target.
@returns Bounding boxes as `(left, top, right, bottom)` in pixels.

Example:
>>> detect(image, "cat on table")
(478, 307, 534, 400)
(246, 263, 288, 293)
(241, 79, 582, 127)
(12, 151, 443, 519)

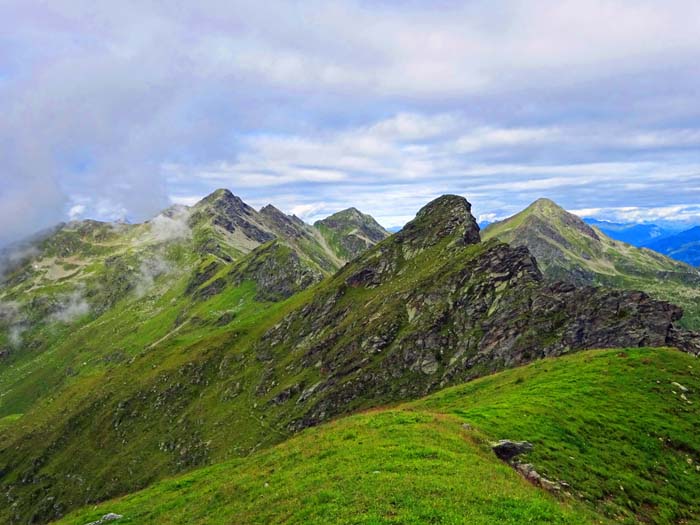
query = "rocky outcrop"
(254, 195, 700, 432)
(668, 327, 700, 357)
(190, 189, 274, 245)
(491, 439, 565, 493)
(491, 440, 533, 461)
(230, 241, 323, 302)
(397, 194, 480, 251)
(86, 513, 122, 525)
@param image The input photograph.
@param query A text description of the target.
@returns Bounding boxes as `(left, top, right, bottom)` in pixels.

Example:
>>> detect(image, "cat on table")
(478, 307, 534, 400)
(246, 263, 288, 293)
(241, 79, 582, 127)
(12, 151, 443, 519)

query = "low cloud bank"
(49, 290, 91, 324)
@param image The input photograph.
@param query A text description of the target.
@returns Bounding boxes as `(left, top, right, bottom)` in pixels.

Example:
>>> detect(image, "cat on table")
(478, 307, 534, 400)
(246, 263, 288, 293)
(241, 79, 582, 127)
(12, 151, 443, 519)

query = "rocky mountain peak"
(529, 197, 560, 210)
(189, 189, 274, 250)
(259, 204, 308, 239)
(315, 207, 390, 261)
(197, 188, 253, 215)
(523, 198, 599, 240)
(316, 208, 386, 237)
(398, 194, 480, 248)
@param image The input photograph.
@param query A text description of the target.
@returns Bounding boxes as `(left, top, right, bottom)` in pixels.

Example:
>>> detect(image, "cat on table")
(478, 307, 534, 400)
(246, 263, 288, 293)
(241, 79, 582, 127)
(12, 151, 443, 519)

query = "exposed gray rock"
(86, 513, 123, 525)
(254, 195, 700, 433)
(672, 381, 689, 393)
(515, 463, 562, 492)
(491, 440, 534, 462)
(232, 241, 323, 302)
(397, 194, 481, 251)
(668, 327, 700, 357)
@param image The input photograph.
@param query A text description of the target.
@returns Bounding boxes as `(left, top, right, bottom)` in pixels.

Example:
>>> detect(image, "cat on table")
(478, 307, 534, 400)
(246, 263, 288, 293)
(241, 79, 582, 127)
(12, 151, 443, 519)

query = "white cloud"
(146, 206, 191, 243)
(49, 290, 90, 324)
(454, 127, 560, 153)
(134, 255, 173, 298)
(68, 204, 86, 220)
(2, 1, 700, 243)
(290, 203, 328, 220)
(571, 204, 700, 224)
(169, 195, 202, 206)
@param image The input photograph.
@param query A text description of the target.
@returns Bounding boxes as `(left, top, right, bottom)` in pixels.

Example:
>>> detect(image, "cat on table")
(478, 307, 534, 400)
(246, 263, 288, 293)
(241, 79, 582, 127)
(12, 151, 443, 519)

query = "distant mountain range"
(644, 226, 700, 267)
(583, 218, 672, 246)
(583, 217, 700, 267)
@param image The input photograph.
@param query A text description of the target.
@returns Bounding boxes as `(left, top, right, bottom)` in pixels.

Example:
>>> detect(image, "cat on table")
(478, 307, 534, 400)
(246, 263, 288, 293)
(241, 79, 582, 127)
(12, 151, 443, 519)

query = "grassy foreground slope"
(57, 348, 700, 525)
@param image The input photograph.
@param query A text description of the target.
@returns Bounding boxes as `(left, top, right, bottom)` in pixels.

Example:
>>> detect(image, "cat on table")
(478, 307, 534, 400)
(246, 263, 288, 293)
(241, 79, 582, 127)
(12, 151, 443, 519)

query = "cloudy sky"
(2, 0, 700, 243)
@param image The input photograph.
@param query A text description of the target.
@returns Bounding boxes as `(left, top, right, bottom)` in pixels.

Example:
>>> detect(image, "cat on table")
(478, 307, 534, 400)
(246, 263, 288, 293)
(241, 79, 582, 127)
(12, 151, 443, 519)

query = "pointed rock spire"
(398, 195, 480, 248)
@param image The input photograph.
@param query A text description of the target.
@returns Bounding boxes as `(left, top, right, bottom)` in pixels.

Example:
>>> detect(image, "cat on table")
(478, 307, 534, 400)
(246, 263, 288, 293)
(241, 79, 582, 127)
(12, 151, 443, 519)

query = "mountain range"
(644, 226, 700, 267)
(584, 218, 700, 267)
(583, 218, 673, 246)
(1, 190, 699, 525)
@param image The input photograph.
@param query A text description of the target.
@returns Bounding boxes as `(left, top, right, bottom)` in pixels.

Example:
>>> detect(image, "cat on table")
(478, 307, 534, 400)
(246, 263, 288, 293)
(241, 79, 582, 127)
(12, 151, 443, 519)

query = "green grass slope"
(55, 347, 700, 525)
(2, 195, 697, 524)
(483, 199, 700, 329)
(0, 193, 391, 524)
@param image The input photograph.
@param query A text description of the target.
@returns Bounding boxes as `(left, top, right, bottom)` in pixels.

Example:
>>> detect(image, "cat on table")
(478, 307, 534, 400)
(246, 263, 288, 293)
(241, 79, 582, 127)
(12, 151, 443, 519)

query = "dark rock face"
(191, 189, 274, 244)
(492, 440, 534, 461)
(397, 195, 480, 249)
(473, 282, 683, 370)
(668, 328, 700, 357)
(259, 205, 309, 240)
(230, 241, 323, 302)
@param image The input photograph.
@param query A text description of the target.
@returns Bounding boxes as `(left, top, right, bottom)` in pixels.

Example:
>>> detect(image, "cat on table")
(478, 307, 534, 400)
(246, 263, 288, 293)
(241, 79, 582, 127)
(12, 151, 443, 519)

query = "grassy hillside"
(483, 199, 700, 329)
(55, 347, 700, 525)
(2, 195, 696, 524)
(0, 191, 392, 524)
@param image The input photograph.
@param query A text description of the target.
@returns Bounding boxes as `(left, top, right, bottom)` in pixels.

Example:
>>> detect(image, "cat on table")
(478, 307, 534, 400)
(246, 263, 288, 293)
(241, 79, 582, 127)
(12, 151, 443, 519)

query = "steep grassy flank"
(416, 348, 700, 524)
(483, 199, 700, 329)
(56, 348, 700, 525)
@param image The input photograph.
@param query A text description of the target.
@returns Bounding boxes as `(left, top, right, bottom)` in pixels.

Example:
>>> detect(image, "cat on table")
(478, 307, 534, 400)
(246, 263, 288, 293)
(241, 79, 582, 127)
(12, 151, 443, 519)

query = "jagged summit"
(259, 204, 308, 239)
(195, 188, 258, 218)
(398, 194, 480, 248)
(198, 187, 238, 204)
(315, 206, 390, 260)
